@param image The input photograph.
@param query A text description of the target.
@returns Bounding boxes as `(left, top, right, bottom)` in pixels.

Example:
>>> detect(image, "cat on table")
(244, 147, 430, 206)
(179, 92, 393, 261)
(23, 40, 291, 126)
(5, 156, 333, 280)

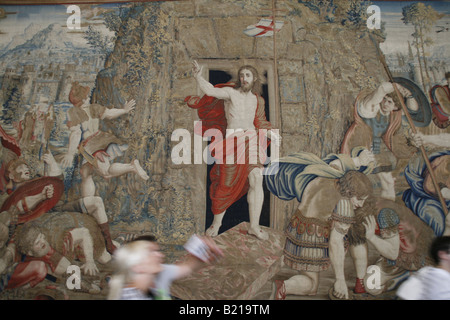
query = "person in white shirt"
(397, 236, 450, 300)
(107, 234, 223, 300)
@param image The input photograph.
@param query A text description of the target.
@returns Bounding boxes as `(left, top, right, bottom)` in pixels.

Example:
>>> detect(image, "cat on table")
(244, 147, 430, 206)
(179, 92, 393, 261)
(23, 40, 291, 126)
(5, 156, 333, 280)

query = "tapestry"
(0, 0, 448, 301)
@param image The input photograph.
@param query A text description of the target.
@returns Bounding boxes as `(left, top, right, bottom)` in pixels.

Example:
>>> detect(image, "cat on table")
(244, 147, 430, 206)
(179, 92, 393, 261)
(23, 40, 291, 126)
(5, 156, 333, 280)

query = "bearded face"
(239, 68, 255, 93)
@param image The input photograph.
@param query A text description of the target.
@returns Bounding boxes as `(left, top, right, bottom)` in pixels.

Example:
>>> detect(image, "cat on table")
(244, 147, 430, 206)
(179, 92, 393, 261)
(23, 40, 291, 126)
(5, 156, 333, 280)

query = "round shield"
(429, 84, 450, 129)
(393, 77, 432, 127)
(1, 176, 64, 224)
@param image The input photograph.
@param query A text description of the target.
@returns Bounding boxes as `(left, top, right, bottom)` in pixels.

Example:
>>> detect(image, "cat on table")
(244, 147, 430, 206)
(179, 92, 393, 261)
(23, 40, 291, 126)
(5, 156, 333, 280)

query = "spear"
(271, 0, 280, 127)
(370, 33, 448, 216)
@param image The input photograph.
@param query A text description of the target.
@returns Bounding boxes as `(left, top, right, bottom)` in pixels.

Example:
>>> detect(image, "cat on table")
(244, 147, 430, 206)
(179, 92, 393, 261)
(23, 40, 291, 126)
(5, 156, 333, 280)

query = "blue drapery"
(402, 150, 450, 237)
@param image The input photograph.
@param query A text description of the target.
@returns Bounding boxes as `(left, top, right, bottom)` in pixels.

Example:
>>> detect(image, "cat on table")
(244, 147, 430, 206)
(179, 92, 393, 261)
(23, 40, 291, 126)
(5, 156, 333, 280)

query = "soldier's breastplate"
(362, 114, 389, 154)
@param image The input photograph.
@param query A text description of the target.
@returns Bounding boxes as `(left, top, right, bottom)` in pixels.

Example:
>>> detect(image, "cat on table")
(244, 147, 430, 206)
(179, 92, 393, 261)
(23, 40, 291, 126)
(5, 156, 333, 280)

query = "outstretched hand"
(61, 153, 74, 169)
(200, 235, 224, 264)
(124, 99, 136, 113)
(185, 234, 224, 264)
(81, 260, 99, 276)
(192, 60, 203, 78)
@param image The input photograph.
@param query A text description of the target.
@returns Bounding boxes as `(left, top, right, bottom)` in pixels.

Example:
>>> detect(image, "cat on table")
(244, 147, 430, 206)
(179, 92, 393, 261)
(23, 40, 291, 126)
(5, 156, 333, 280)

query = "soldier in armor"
(266, 151, 374, 299)
(61, 82, 149, 198)
(341, 81, 421, 200)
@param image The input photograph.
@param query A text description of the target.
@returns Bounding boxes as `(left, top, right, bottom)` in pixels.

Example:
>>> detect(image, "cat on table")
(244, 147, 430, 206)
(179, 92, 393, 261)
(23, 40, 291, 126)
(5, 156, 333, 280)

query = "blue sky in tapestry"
(0, 3, 120, 146)
(0, 4, 117, 60)
(0, 1, 448, 79)
(373, 1, 450, 85)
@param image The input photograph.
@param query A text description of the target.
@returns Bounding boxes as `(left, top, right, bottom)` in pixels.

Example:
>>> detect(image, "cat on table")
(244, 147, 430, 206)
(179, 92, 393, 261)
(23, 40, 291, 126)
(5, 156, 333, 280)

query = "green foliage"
(82, 4, 130, 57)
(102, 7, 126, 36)
(1, 85, 21, 125)
(83, 25, 113, 56)
(402, 2, 443, 34)
(402, 2, 444, 90)
(298, 0, 375, 29)
(121, 3, 171, 88)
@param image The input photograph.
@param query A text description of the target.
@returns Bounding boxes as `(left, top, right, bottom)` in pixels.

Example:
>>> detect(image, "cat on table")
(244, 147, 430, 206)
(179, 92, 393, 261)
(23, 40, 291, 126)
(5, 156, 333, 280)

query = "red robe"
(185, 83, 273, 215)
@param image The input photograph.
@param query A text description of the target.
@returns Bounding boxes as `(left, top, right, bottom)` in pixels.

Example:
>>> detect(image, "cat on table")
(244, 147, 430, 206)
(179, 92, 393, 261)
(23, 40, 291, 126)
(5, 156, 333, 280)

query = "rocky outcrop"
(91, 0, 388, 242)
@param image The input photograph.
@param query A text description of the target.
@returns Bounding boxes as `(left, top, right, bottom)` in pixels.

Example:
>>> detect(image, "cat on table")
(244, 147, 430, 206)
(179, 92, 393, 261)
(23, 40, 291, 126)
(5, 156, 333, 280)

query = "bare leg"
(350, 243, 368, 293)
(82, 196, 108, 224)
(132, 160, 150, 180)
(82, 195, 117, 253)
(206, 211, 225, 237)
(247, 168, 268, 240)
(106, 160, 149, 180)
(350, 243, 368, 279)
(80, 164, 96, 197)
(284, 271, 319, 296)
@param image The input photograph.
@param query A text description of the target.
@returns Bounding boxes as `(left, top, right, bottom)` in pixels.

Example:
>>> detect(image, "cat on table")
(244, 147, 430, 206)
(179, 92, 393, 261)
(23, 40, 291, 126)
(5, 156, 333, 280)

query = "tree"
(83, 25, 113, 57)
(1, 86, 21, 125)
(82, 4, 130, 58)
(402, 3, 444, 93)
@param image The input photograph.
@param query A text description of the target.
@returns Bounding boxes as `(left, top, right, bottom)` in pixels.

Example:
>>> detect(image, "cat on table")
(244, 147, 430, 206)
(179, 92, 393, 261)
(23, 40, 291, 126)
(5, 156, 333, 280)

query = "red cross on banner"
(243, 18, 284, 37)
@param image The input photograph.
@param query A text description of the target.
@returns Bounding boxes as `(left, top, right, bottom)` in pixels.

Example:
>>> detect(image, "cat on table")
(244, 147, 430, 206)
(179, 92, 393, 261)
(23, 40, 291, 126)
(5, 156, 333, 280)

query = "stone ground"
(252, 243, 398, 301)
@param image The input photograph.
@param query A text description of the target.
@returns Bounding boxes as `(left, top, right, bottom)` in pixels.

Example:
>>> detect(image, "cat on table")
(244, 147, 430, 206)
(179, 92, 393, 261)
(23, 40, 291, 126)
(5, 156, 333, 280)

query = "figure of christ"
(61, 82, 149, 197)
(188, 61, 281, 240)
